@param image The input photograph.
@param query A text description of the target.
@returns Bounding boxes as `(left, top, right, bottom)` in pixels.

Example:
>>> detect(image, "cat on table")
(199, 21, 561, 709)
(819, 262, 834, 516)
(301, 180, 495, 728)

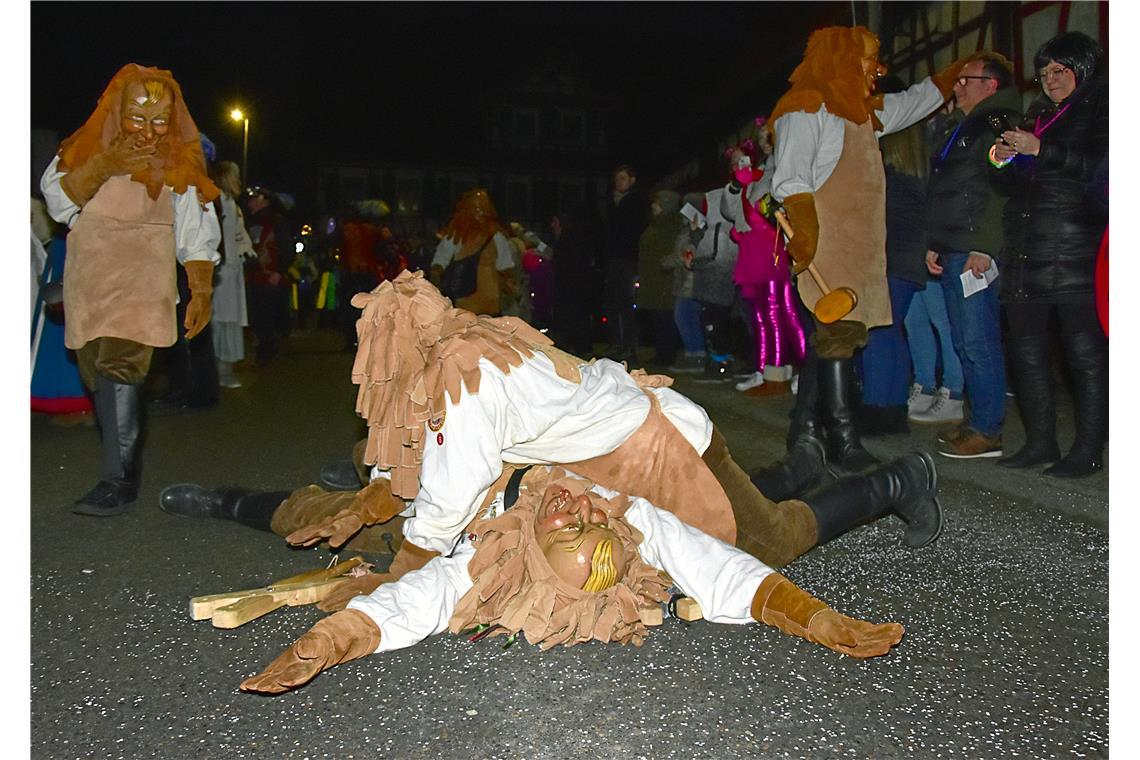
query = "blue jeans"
(936, 252, 1005, 437)
(905, 282, 964, 395)
(673, 297, 705, 354)
(862, 276, 920, 407)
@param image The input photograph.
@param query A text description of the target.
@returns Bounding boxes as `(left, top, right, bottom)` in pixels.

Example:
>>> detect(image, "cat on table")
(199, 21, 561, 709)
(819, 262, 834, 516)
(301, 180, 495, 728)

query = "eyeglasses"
(956, 75, 996, 86)
(1035, 65, 1071, 83)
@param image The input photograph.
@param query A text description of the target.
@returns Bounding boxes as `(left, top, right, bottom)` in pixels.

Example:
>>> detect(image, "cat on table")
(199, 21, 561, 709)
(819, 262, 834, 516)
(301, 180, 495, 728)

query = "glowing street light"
(229, 107, 249, 186)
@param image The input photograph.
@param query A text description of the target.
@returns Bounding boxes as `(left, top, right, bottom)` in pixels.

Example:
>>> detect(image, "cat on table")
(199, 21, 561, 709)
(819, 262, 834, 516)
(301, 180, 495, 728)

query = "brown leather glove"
(286, 479, 406, 549)
(240, 609, 381, 694)
(930, 53, 1004, 99)
(386, 540, 440, 580)
(751, 572, 904, 658)
(316, 573, 395, 613)
(781, 193, 819, 275)
(59, 134, 155, 206)
(183, 260, 215, 340)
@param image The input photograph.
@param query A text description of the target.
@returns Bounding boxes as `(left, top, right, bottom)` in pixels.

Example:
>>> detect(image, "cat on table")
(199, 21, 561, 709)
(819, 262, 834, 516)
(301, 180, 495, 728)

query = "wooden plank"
(212, 594, 287, 629)
(190, 576, 354, 620)
(188, 557, 366, 620)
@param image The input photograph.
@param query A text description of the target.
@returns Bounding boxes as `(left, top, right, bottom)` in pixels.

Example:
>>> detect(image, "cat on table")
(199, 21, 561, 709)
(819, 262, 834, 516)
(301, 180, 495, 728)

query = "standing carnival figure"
(40, 63, 220, 516)
(720, 129, 806, 396)
(429, 189, 517, 317)
(756, 26, 970, 496)
(990, 32, 1109, 477)
(207, 160, 255, 388)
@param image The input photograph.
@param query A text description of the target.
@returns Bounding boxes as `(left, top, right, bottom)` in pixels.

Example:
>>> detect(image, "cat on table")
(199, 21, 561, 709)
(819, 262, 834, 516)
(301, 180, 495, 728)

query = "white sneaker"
(907, 383, 935, 418)
(735, 372, 765, 392)
(910, 386, 965, 423)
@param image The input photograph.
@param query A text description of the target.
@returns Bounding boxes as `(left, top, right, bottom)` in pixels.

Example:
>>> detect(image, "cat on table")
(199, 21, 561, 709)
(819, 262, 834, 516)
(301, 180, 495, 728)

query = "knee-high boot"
(75, 376, 143, 516)
(802, 451, 943, 549)
(998, 334, 1060, 468)
(1045, 330, 1108, 477)
(818, 357, 879, 473)
(748, 350, 831, 501)
(159, 485, 291, 531)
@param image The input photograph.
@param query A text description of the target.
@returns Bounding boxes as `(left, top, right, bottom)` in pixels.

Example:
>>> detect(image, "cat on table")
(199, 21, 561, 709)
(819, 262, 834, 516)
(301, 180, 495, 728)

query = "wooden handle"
(212, 594, 286, 629)
(773, 210, 834, 294)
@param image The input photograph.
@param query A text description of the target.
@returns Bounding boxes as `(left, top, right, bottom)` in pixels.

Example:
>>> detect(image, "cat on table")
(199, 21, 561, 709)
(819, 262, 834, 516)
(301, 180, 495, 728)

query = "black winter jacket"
(602, 186, 650, 265)
(926, 86, 1023, 258)
(993, 75, 1108, 304)
(884, 167, 929, 286)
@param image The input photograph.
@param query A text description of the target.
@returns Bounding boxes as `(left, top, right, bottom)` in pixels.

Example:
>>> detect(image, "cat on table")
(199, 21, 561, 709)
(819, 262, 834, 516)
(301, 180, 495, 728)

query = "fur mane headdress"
(448, 467, 671, 649)
(769, 26, 886, 133)
(350, 270, 554, 498)
(437, 188, 507, 245)
(57, 63, 219, 203)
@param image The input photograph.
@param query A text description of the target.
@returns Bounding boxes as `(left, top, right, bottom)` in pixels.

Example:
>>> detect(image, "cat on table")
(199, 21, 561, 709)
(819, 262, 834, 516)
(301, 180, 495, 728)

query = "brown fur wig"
(448, 467, 671, 649)
(769, 26, 886, 132)
(56, 63, 218, 203)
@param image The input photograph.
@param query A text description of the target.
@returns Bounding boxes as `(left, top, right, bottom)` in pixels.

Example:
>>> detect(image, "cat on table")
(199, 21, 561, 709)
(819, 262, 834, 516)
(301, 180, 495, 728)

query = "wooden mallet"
(774, 210, 858, 324)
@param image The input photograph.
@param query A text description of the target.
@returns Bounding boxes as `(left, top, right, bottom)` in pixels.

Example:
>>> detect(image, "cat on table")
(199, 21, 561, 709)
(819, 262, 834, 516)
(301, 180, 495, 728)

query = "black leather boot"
(802, 451, 943, 549)
(750, 436, 829, 502)
(749, 352, 833, 501)
(319, 460, 364, 491)
(998, 334, 1060, 468)
(818, 358, 879, 473)
(75, 377, 142, 517)
(1046, 331, 1108, 477)
(159, 485, 290, 531)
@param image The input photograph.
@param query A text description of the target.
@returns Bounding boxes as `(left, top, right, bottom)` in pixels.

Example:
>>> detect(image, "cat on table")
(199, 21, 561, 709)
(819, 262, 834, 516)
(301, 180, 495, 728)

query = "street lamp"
(229, 107, 249, 186)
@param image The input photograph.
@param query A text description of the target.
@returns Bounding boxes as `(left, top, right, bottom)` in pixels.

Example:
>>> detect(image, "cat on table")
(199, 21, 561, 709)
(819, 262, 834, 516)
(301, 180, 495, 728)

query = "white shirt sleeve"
(174, 188, 221, 266)
(493, 232, 516, 270)
(431, 236, 458, 269)
(40, 156, 80, 228)
(625, 497, 773, 625)
(346, 539, 475, 652)
(875, 78, 945, 137)
(402, 390, 508, 555)
(769, 109, 845, 201)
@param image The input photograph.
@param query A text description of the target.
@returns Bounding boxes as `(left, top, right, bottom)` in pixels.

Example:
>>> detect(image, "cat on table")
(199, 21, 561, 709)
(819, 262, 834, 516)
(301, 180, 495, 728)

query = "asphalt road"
(29, 329, 1109, 759)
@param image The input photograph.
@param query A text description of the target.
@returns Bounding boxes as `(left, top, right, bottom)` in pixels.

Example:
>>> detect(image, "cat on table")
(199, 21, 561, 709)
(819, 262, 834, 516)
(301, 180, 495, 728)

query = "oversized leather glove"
(240, 609, 381, 694)
(59, 133, 155, 206)
(751, 572, 904, 658)
(286, 478, 405, 549)
(386, 540, 440, 580)
(316, 572, 395, 612)
(780, 193, 819, 275)
(183, 260, 215, 340)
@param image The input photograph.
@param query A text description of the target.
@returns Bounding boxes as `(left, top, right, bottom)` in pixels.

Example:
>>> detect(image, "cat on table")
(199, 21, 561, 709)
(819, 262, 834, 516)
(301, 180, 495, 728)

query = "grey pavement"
(30, 330, 1108, 759)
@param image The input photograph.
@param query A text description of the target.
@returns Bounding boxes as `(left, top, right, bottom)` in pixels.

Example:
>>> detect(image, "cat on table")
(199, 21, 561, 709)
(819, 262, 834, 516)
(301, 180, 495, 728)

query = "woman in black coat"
(990, 31, 1108, 477)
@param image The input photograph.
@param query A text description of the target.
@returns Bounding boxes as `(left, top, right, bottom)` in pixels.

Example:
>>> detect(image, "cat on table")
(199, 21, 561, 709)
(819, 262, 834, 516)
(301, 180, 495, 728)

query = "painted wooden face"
(535, 484, 628, 592)
(120, 80, 173, 145)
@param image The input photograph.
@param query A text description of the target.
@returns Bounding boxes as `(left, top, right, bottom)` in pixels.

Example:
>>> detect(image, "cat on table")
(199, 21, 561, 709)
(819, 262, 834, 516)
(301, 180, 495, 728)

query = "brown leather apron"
(565, 392, 736, 545)
(797, 119, 891, 330)
(64, 175, 178, 349)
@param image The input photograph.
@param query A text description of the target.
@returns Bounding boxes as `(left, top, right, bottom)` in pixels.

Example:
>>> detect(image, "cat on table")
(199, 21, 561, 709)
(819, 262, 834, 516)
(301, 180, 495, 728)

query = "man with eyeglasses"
(924, 52, 1022, 459)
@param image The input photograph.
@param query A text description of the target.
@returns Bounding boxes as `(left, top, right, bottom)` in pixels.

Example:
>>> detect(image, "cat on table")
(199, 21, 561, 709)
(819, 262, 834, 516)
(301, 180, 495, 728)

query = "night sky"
(32, 2, 852, 187)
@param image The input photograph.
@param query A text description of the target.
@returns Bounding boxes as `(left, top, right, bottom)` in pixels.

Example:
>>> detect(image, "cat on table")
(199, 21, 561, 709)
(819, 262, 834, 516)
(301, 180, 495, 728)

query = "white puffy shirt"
(395, 353, 713, 556)
(348, 479, 774, 653)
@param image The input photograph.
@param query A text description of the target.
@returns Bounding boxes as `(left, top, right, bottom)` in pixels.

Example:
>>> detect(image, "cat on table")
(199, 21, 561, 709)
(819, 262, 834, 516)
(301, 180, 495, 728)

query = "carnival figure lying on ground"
(236, 466, 905, 695)
(162, 270, 943, 598)
(40, 63, 221, 516)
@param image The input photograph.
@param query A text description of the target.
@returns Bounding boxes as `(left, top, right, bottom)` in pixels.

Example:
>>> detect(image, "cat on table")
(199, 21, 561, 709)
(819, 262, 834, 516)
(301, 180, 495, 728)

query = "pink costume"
(731, 194, 805, 372)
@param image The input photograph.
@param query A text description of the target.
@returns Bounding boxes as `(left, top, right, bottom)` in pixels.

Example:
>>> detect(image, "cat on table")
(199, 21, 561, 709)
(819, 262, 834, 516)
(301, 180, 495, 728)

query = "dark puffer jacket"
(993, 75, 1109, 304)
(926, 86, 1023, 258)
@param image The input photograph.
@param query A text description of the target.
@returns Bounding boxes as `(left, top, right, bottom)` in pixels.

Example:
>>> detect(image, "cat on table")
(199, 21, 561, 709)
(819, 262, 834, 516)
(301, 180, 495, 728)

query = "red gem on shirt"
(436, 432, 444, 445)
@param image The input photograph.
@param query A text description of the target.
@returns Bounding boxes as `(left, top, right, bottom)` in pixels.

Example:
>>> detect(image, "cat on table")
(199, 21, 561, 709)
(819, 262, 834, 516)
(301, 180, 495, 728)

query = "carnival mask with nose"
(534, 483, 629, 592)
(120, 79, 174, 147)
